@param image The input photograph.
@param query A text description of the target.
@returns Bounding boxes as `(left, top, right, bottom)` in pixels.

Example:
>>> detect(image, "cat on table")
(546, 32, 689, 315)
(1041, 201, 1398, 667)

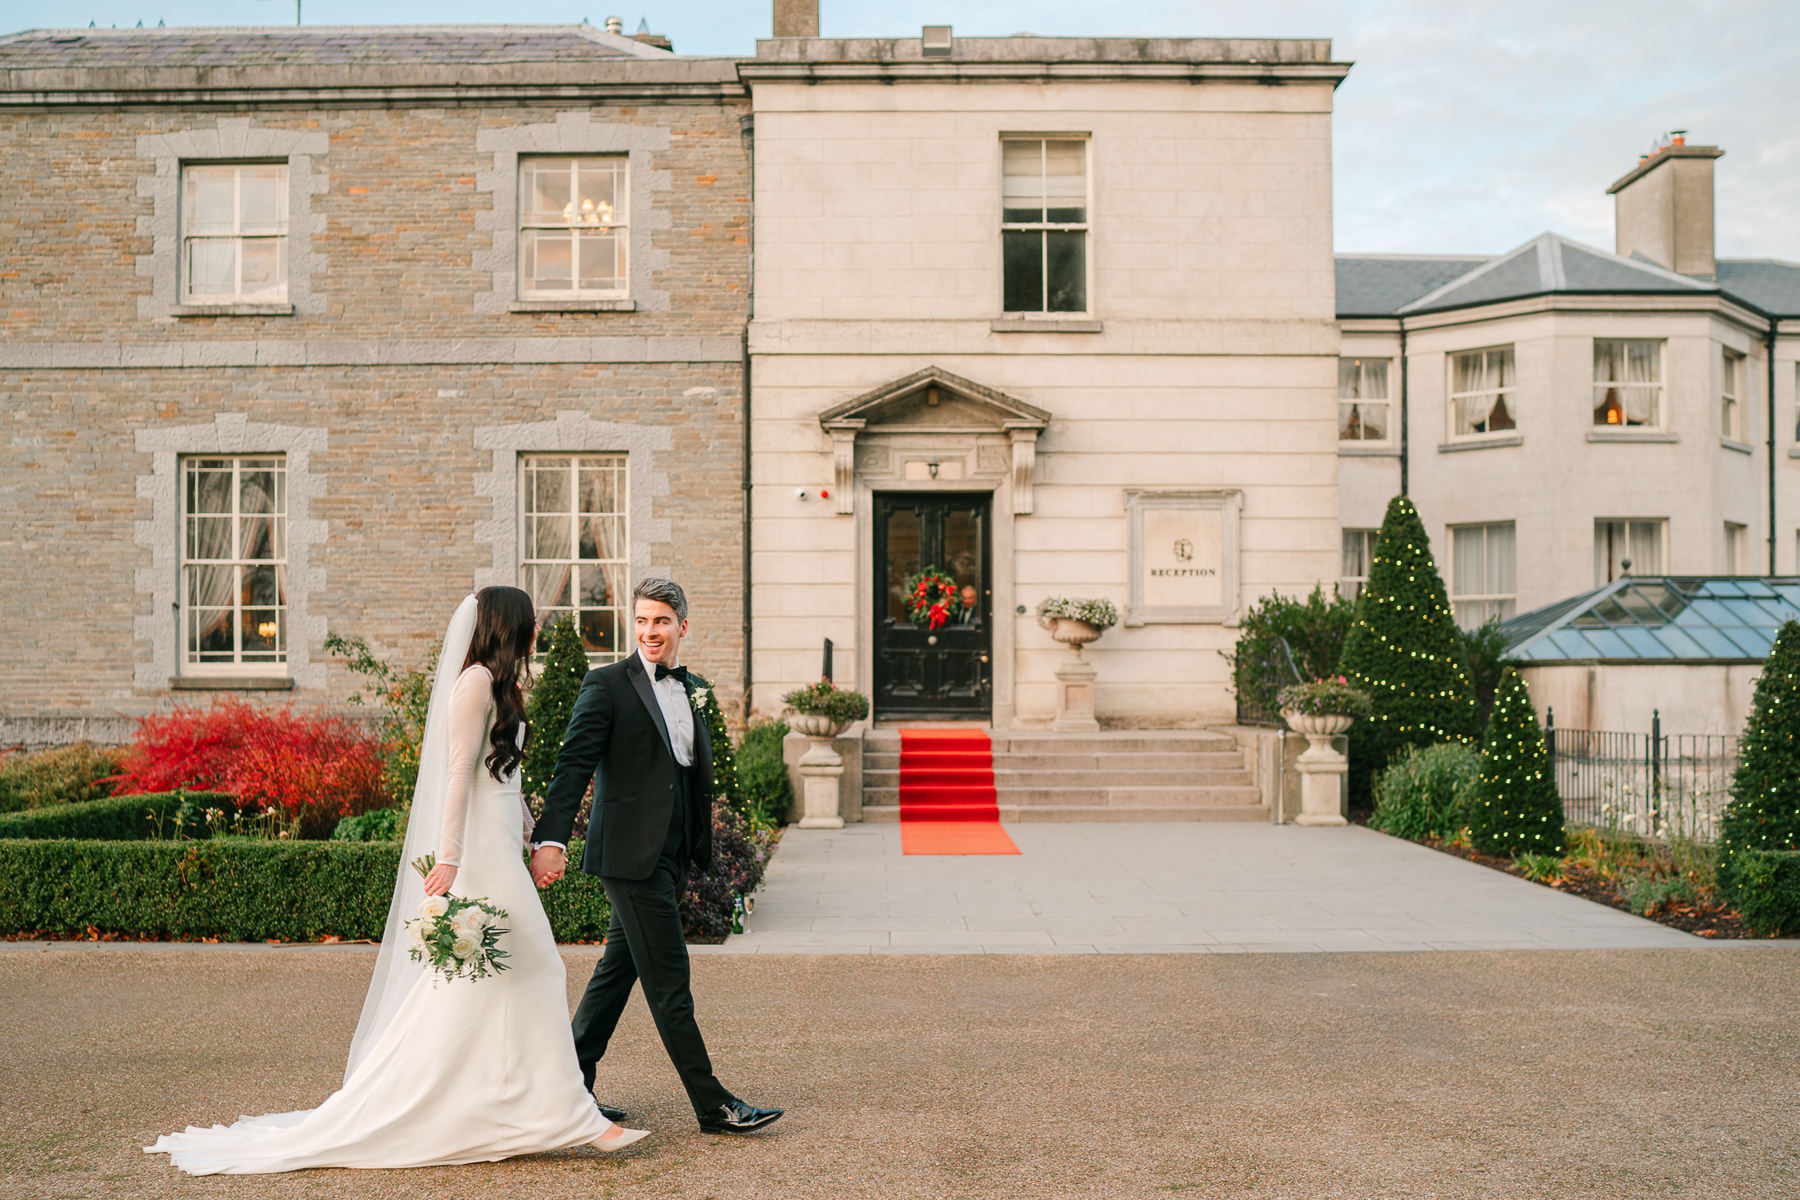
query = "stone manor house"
(3, 9, 1797, 800)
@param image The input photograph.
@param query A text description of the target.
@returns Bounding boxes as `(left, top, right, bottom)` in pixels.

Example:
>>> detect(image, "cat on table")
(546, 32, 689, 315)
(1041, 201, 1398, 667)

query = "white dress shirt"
(642, 648, 696, 768)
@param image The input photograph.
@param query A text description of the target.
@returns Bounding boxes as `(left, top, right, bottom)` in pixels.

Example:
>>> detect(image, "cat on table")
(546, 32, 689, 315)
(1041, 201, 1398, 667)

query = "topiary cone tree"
(521, 615, 590, 804)
(1467, 667, 1565, 857)
(1718, 619, 1800, 899)
(1337, 495, 1480, 802)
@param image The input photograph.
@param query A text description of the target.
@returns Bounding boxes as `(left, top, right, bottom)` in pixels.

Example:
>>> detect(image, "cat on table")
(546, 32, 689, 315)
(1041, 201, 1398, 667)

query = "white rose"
(405, 919, 426, 949)
(451, 908, 484, 936)
(451, 933, 478, 959)
(418, 896, 449, 920)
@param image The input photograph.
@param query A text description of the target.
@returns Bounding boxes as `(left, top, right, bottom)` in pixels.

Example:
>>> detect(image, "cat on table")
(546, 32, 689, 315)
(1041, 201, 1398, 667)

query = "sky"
(3, 0, 1796, 261)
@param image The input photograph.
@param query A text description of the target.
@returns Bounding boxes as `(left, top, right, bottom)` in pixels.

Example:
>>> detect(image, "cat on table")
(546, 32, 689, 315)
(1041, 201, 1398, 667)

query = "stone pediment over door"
(818, 366, 1051, 515)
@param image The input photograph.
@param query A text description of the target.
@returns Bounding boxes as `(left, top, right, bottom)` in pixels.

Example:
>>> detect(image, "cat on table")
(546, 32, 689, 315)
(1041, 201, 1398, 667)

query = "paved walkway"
(710, 822, 1699, 954)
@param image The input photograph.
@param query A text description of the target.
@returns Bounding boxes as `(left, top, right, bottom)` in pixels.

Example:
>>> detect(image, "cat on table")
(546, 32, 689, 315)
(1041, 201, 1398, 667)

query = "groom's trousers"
(571, 777, 732, 1118)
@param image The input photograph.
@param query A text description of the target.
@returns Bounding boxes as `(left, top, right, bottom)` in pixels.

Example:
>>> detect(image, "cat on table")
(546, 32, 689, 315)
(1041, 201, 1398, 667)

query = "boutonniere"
(689, 684, 711, 712)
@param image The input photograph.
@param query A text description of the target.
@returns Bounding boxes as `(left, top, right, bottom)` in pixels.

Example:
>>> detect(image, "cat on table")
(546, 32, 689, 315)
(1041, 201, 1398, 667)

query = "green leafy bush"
(1276, 677, 1373, 719)
(782, 678, 870, 726)
(522, 614, 589, 804)
(1368, 743, 1481, 841)
(0, 836, 613, 943)
(0, 743, 124, 814)
(1225, 586, 1356, 724)
(0, 792, 236, 841)
(1719, 620, 1800, 911)
(680, 803, 772, 943)
(1723, 849, 1800, 937)
(736, 720, 793, 828)
(1462, 617, 1514, 730)
(1339, 497, 1479, 802)
(325, 631, 436, 807)
(1467, 668, 1565, 858)
(332, 807, 406, 842)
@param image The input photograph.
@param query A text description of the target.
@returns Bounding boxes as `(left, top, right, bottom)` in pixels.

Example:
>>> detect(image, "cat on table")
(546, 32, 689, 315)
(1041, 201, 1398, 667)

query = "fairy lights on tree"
(1467, 667, 1565, 857)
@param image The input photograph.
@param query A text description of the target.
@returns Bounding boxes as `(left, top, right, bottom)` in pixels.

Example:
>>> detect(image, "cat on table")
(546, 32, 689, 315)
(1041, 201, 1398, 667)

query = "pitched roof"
(1716, 258, 1800, 317)
(1396, 233, 1714, 315)
(0, 25, 670, 69)
(1500, 576, 1800, 664)
(1334, 255, 1491, 318)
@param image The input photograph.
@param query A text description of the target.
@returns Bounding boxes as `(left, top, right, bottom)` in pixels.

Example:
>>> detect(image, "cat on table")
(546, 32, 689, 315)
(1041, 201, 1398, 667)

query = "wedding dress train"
(147, 652, 611, 1174)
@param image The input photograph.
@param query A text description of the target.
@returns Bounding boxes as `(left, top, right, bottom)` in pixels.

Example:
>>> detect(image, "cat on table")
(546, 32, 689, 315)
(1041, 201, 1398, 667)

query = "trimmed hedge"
(0, 792, 235, 841)
(0, 743, 125, 813)
(0, 835, 611, 943)
(1726, 849, 1800, 937)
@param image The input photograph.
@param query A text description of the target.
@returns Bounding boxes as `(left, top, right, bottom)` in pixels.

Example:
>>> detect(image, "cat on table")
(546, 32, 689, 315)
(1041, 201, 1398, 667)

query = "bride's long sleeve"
(437, 664, 493, 867)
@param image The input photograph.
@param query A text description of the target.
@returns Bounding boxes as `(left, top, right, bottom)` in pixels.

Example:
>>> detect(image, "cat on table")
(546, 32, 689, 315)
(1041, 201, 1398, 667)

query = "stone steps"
(864, 785, 1264, 808)
(862, 802, 1268, 824)
(866, 768, 1255, 789)
(863, 750, 1248, 773)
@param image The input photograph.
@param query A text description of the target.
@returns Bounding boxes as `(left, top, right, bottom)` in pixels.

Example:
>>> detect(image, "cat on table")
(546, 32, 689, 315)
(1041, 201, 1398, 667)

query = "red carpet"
(897, 728, 1021, 855)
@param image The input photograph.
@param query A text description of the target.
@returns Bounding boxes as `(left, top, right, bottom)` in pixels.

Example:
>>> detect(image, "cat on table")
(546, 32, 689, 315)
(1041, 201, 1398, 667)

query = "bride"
(147, 588, 648, 1174)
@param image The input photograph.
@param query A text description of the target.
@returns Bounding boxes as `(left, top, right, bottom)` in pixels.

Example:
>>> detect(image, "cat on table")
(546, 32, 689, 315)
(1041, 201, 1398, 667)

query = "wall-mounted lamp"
(927, 459, 939, 479)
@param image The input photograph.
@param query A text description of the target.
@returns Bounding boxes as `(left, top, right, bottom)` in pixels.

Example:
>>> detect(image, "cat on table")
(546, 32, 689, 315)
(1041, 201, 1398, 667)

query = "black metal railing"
(1545, 708, 1739, 842)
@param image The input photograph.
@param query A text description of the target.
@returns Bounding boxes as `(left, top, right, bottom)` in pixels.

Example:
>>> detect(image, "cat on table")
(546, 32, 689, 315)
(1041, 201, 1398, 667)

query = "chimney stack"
(1607, 134, 1724, 279)
(773, 0, 819, 39)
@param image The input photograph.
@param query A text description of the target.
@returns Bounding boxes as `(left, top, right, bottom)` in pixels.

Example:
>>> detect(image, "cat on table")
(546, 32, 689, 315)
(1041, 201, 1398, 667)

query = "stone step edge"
(859, 804, 1269, 824)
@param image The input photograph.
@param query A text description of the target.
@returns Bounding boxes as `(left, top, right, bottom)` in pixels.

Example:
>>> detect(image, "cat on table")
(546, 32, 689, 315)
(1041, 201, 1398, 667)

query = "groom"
(530, 577, 782, 1135)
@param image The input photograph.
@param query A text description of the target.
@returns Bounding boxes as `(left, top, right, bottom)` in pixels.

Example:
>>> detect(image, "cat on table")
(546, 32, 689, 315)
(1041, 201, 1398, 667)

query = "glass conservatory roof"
(1499, 577, 1800, 663)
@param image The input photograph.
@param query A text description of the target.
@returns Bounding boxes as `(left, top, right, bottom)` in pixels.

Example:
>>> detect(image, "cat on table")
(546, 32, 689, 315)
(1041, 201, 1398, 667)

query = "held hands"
(421, 862, 459, 897)
(530, 844, 567, 890)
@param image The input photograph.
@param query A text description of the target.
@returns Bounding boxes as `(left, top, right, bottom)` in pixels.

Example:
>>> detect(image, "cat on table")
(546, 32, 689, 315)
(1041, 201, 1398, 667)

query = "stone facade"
(0, 29, 751, 734)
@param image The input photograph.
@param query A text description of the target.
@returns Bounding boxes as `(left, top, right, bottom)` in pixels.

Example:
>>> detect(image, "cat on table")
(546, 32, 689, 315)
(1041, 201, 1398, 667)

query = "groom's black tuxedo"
(535, 651, 714, 880)
(537, 648, 733, 1120)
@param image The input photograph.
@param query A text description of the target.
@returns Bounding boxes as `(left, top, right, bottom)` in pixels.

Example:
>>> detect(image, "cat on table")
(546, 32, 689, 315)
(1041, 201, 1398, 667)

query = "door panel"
(873, 493, 992, 718)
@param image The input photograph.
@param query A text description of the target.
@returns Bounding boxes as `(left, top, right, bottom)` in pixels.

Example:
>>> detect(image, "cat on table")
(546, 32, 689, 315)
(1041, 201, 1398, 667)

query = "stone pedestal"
(1053, 656, 1100, 733)
(1284, 710, 1352, 827)
(796, 735, 846, 829)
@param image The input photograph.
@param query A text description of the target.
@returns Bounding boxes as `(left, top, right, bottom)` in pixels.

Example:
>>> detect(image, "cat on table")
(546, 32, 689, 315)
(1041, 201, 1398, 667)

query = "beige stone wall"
(0, 97, 750, 727)
(748, 77, 1341, 728)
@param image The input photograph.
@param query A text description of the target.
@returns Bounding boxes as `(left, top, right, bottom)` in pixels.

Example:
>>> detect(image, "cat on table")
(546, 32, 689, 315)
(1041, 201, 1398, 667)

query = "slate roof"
(0, 25, 661, 69)
(1501, 577, 1800, 664)
(1338, 234, 1800, 319)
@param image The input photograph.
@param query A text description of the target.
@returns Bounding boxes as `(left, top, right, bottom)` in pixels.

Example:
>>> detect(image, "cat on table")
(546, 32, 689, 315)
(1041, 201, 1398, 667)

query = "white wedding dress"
(147, 632, 611, 1174)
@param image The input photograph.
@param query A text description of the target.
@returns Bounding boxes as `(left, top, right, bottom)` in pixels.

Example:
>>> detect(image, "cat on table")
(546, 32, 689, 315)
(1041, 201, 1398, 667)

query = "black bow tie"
(655, 663, 689, 684)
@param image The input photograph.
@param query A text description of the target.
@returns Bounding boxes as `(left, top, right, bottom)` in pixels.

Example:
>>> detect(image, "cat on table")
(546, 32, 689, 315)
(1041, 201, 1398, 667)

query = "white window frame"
(1592, 339, 1664, 430)
(1594, 518, 1667, 585)
(1447, 345, 1519, 442)
(517, 156, 630, 301)
(179, 454, 288, 675)
(1721, 347, 1746, 442)
(1341, 528, 1379, 601)
(1450, 521, 1516, 629)
(1338, 357, 1393, 444)
(999, 135, 1092, 317)
(179, 161, 290, 305)
(518, 453, 632, 665)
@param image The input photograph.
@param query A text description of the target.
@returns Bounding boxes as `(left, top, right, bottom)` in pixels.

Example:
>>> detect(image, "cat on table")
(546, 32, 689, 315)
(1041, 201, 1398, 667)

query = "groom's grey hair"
(632, 577, 688, 621)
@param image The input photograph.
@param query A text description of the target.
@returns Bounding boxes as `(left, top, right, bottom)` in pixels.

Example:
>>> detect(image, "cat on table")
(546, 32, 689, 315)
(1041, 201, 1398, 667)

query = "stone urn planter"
(781, 679, 871, 830)
(1046, 617, 1104, 655)
(1280, 709, 1356, 827)
(787, 711, 845, 740)
(1035, 598, 1119, 734)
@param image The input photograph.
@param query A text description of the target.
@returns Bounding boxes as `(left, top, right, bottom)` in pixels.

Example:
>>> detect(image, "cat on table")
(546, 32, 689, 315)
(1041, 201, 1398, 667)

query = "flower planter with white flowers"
(1035, 596, 1119, 731)
(1276, 677, 1373, 827)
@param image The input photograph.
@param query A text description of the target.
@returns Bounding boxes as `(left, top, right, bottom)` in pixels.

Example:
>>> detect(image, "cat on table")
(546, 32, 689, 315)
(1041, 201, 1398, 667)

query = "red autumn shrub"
(114, 699, 390, 838)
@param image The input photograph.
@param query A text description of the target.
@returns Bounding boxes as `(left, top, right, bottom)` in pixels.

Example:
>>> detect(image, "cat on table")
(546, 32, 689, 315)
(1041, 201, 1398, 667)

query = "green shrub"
(782, 679, 870, 726)
(1725, 849, 1800, 937)
(0, 792, 236, 841)
(1339, 496, 1480, 803)
(332, 807, 406, 842)
(0, 743, 124, 814)
(1719, 620, 1800, 909)
(736, 720, 793, 827)
(1276, 677, 1373, 720)
(523, 614, 590, 804)
(1369, 743, 1481, 841)
(1225, 585, 1356, 723)
(1467, 668, 1565, 858)
(0, 836, 613, 943)
(325, 631, 436, 807)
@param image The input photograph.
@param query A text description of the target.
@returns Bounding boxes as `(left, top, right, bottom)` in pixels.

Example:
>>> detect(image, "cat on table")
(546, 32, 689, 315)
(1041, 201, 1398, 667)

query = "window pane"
(577, 163, 622, 224)
(1002, 229, 1043, 312)
(238, 166, 288, 233)
(580, 606, 618, 655)
(1045, 229, 1086, 312)
(577, 514, 625, 562)
(185, 516, 232, 562)
(186, 563, 234, 607)
(1488, 524, 1516, 595)
(529, 514, 571, 560)
(1340, 401, 1387, 441)
(528, 460, 571, 514)
(1363, 359, 1390, 400)
(184, 167, 237, 235)
(1626, 341, 1659, 383)
(579, 460, 623, 514)
(1630, 521, 1662, 574)
(186, 240, 236, 296)
(241, 609, 281, 655)
(1454, 351, 1487, 394)
(1043, 140, 1086, 223)
(239, 467, 277, 515)
(524, 230, 573, 291)
(1453, 527, 1485, 596)
(240, 238, 285, 293)
(576, 230, 622, 291)
(1001, 140, 1043, 223)
(524, 160, 573, 225)
(187, 464, 233, 515)
(193, 608, 235, 659)
(524, 563, 573, 609)
(243, 563, 283, 608)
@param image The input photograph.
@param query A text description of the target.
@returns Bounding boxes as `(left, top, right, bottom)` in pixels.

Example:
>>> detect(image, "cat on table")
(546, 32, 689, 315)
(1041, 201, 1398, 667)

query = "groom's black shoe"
(698, 1099, 783, 1134)
(595, 1101, 628, 1123)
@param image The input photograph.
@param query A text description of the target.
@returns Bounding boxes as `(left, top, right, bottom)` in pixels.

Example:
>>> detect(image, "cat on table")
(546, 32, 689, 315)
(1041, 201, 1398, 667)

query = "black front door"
(873, 492, 992, 719)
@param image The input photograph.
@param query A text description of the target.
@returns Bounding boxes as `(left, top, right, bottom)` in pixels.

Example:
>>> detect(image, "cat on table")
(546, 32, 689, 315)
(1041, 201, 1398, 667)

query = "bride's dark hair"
(463, 586, 535, 782)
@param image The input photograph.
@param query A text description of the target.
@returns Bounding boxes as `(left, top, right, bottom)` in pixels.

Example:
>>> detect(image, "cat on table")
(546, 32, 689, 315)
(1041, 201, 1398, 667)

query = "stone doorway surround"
(818, 366, 1049, 731)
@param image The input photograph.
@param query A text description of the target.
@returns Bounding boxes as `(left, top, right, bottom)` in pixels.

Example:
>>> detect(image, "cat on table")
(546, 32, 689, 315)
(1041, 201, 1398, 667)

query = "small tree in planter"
(1466, 668, 1565, 858)
(1338, 496, 1480, 804)
(1718, 620, 1800, 932)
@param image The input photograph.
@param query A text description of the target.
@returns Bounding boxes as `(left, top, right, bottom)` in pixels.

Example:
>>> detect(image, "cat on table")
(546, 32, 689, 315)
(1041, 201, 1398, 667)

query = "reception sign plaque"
(1124, 489, 1242, 625)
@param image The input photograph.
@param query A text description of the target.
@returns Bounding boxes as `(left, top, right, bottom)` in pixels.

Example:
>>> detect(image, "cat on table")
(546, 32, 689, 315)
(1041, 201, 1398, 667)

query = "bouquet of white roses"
(403, 855, 512, 983)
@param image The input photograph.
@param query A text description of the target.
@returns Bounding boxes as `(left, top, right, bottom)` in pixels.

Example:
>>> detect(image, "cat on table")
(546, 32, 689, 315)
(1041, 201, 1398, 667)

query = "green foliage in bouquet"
(403, 855, 511, 982)
(522, 614, 590, 804)
(1466, 668, 1565, 858)
(1338, 496, 1479, 802)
